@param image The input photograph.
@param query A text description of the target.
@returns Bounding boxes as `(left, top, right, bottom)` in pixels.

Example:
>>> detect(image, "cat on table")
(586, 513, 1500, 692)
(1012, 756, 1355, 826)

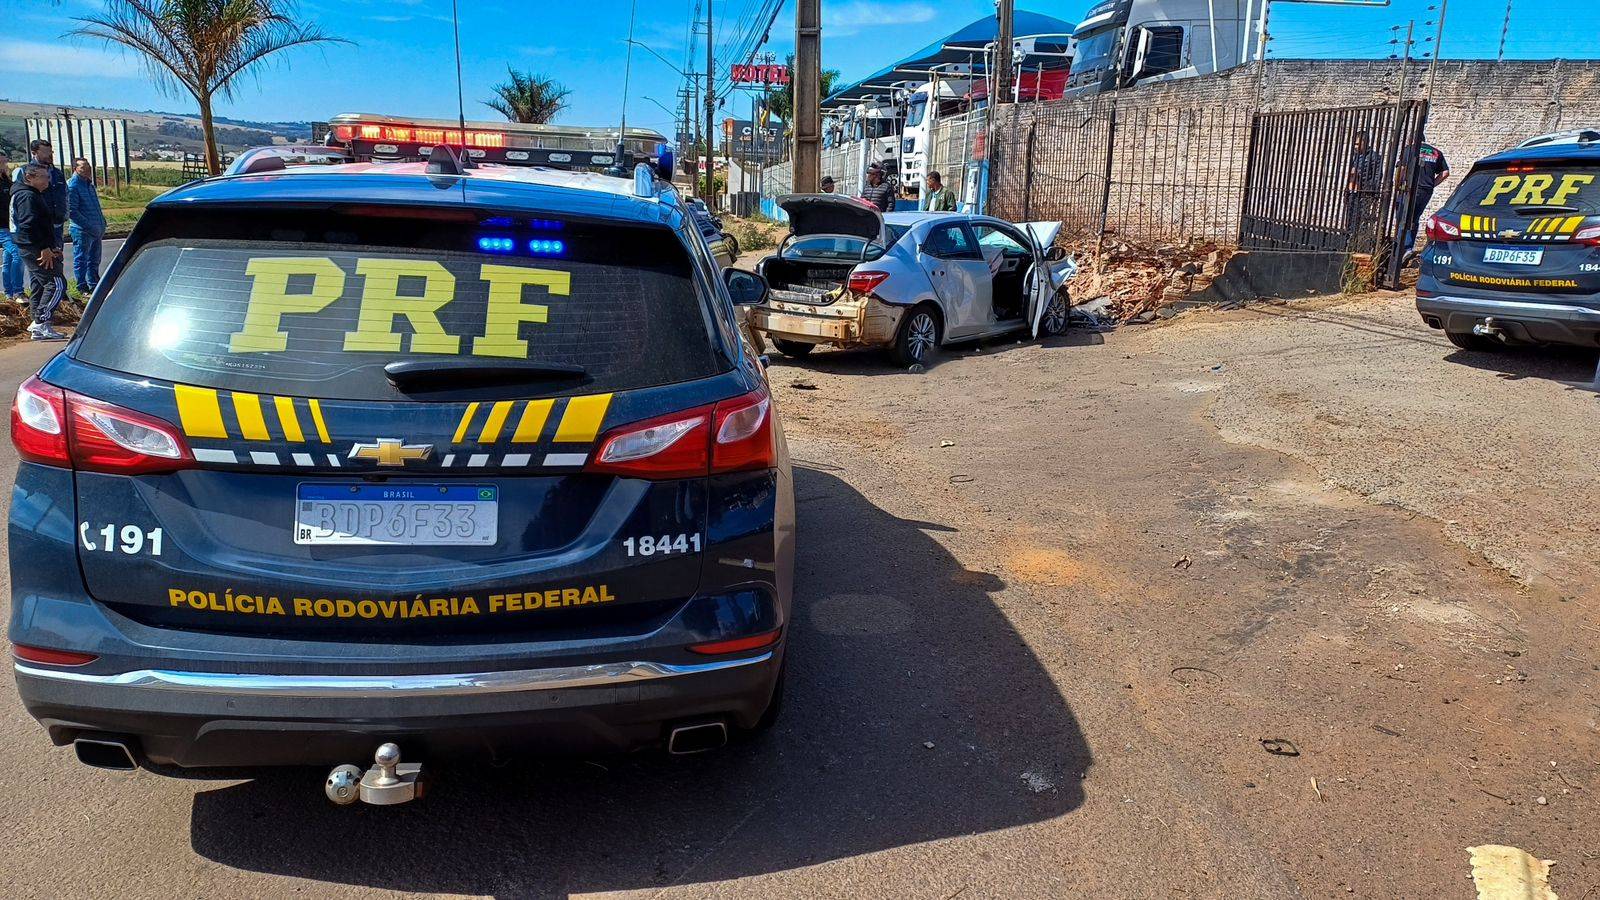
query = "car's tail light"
(588, 406, 712, 479)
(13, 644, 98, 666)
(1426, 214, 1460, 242)
(687, 628, 783, 655)
(587, 389, 776, 480)
(11, 376, 192, 475)
(711, 390, 774, 473)
(1574, 224, 1600, 246)
(847, 271, 890, 295)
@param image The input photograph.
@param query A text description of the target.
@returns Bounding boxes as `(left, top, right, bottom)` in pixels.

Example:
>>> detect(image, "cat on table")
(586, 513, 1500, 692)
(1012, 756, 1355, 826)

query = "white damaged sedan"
(750, 194, 1078, 366)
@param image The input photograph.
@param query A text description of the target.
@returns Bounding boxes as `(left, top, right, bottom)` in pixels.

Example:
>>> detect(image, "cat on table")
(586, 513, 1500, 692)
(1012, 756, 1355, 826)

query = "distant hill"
(0, 99, 312, 159)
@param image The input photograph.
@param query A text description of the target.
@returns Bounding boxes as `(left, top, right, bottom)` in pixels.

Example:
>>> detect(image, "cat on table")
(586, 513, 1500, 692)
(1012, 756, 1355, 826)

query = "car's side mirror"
(724, 268, 769, 306)
(1043, 245, 1068, 262)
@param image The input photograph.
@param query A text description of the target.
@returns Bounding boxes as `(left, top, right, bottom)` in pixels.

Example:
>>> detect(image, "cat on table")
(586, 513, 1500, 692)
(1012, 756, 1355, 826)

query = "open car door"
(1021, 221, 1076, 337)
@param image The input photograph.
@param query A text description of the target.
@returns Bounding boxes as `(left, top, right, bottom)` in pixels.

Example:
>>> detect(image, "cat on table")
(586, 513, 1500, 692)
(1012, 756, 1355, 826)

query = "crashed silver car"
(750, 195, 1077, 365)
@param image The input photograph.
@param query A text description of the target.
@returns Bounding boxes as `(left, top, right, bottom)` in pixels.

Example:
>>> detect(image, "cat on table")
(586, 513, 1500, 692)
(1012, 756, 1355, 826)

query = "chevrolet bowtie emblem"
(1498, 229, 1522, 238)
(349, 439, 433, 467)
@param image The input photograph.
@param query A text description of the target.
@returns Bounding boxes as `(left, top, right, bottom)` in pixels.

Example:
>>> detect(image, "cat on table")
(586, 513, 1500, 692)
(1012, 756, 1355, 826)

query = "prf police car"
(8, 142, 794, 799)
(1416, 133, 1600, 351)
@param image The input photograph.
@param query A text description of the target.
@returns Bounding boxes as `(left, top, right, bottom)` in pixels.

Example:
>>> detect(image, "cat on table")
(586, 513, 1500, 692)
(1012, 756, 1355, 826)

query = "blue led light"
(481, 216, 514, 227)
(477, 236, 516, 253)
(528, 218, 566, 231)
(527, 238, 566, 256)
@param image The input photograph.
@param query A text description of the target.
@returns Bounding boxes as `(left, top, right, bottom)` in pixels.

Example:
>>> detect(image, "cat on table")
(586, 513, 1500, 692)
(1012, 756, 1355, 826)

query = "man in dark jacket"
(12, 139, 66, 249)
(11, 164, 69, 341)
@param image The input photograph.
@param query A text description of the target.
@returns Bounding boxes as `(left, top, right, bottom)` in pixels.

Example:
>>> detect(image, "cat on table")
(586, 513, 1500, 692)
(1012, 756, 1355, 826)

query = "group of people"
(816, 162, 959, 214)
(2, 138, 107, 341)
(1346, 130, 1451, 263)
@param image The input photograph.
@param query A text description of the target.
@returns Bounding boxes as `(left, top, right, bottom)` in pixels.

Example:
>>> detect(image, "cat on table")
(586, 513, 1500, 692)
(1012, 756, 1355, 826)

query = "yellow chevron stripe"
(173, 385, 227, 439)
(452, 402, 480, 444)
(230, 392, 270, 441)
(306, 399, 331, 443)
(511, 398, 554, 443)
(1461, 214, 1473, 232)
(478, 400, 514, 443)
(1562, 215, 1584, 235)
(553, 393, 612, 443)
(274, 396, 305, 443)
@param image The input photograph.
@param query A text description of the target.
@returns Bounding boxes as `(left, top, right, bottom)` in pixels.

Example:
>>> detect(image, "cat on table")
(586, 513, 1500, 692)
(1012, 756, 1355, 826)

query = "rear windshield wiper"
(383, 359, 588, 391)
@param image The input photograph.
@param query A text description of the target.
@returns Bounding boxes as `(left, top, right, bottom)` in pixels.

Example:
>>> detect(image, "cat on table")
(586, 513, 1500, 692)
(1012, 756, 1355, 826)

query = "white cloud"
(824, 1, 936, 37)
(0, 40, 146, 80)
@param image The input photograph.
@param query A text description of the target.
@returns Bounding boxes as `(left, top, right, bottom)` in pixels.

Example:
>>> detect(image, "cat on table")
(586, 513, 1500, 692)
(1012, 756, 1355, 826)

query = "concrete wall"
(988, 58, 1600, 244)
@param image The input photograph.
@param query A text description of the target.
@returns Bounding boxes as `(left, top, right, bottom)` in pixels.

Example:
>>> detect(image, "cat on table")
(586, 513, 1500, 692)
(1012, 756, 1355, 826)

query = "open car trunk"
(762, 257, 854, 304)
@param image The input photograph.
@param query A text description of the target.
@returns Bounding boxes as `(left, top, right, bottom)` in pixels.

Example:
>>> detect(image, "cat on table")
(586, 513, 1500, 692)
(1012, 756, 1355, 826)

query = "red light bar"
(338, 121, 507, 149)
(14, 644, 99, 666)
(687, 628, 783, 656)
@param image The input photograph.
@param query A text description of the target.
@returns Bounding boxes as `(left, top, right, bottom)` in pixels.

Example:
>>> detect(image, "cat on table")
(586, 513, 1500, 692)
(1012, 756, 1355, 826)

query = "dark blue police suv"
(8, 151, 794, 774)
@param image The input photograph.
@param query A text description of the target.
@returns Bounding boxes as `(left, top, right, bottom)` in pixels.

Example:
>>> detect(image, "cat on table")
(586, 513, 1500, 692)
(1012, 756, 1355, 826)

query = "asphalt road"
(1, 297, 1594, 898)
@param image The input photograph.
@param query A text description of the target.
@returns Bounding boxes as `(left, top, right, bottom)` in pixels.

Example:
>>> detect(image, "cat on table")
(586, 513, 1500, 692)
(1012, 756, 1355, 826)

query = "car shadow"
(765, 327, 1099, 376)
(186, 466, 1090, 895)
(1443, 345, 1600, 390)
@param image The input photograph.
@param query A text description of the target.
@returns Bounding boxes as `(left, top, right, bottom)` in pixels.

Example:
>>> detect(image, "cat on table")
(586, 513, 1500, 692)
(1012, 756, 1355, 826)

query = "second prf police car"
(8, 145, 795, 779)
(1416, 133, 1600, 350)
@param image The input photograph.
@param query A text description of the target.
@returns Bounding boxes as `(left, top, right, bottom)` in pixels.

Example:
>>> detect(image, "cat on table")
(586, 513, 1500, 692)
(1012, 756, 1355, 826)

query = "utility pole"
(704, 0, 716, 209)
(1496, 0, 1512, 62)
(793, 0, 821, 193)
(994, 0, 1015, 105)
(1425, 0, 1448, 104)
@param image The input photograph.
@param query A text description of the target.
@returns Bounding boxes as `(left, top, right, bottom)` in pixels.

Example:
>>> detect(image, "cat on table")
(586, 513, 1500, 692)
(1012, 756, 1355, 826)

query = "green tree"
(74, 0, 346, 175)
(484, 68, 572, 124)
(766, 53, 841, 128)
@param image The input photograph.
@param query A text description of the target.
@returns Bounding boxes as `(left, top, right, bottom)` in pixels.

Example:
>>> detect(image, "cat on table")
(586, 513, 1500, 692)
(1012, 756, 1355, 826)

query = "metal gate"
(1239, 101, 1428, 289)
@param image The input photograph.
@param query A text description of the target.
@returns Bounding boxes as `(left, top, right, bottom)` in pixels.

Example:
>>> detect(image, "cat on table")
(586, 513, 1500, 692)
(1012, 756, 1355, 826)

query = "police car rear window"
(74, 207, 724, 402)
(1448, 164, 1600, 215)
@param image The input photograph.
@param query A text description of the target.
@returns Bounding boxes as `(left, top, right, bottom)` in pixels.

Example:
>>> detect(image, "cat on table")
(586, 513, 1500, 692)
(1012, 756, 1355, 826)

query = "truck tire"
(773, 338, 816, 357)
(889, 304, 940, 367)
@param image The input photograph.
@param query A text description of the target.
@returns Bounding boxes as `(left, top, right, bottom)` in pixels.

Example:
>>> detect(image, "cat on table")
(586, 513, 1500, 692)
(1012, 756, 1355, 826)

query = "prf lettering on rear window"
(226, 257, 570, 358)
(1480, 173, 1596, 207)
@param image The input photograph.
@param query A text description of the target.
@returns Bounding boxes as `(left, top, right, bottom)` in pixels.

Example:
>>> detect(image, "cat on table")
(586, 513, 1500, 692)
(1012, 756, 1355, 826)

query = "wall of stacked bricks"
(986, 59, 1600, 244)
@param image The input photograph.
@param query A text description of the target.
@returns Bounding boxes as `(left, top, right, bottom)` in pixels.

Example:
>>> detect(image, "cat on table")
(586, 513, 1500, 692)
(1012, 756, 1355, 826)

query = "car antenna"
(449, 0, 474, 173)
(611, 0, 642, 177)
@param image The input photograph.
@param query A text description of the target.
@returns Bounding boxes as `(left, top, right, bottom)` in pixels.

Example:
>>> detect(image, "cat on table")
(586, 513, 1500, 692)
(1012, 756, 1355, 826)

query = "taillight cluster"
(847, 271, 890, 295)
(586, 388, 775, 480)
(11, 376, 194, 475)
(1425, 214, 1461, 243)
(1575, 225, 1600, 247)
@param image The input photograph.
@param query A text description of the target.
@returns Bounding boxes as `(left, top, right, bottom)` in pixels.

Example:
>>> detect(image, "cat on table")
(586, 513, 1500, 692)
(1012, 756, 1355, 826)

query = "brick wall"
(988, 58, 1600, 244)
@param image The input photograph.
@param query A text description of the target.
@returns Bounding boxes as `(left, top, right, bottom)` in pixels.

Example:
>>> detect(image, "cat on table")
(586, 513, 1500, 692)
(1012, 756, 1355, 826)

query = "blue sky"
(1, 0, 1594, 136)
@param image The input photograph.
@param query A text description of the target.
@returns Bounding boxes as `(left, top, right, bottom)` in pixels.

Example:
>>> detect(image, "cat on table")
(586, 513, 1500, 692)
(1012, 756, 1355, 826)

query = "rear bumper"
(748, 295, 904, 347)
(1415, 293, 1600, 347)
(16, 648, 781, 767)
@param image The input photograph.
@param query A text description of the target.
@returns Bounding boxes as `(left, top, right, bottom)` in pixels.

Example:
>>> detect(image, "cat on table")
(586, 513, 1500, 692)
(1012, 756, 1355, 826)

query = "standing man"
(921, 170, 957, 211)
(1345, 131, 1383, 253)
(859, 163, 894, 213)
(1397, 138, 1450, 264)
(12, 140, 67, 252)
(0, 158, 24, 304)
(11, 163, 69, 341)
(66, 158, 106, 293)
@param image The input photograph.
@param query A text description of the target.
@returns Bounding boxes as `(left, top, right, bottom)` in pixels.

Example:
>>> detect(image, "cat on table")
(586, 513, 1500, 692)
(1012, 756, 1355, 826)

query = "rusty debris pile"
(1064, 237, 1237, 323)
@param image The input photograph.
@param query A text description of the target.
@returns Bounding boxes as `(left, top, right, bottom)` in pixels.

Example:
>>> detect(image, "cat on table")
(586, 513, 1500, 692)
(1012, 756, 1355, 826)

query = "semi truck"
(1064, 0, 1260, 97)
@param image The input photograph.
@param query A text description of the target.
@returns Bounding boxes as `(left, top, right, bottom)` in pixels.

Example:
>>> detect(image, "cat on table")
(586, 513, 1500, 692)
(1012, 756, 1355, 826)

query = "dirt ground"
(2, 289, 1597, 898)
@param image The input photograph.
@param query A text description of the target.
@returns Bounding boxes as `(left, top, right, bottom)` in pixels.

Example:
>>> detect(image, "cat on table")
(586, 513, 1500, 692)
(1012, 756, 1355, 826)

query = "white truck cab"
(899, 77, 976, 194)
(1065, 0, 1255, 97)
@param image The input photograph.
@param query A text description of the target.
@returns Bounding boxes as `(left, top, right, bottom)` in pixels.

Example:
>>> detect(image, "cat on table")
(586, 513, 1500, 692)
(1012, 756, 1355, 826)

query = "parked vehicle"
(688, 197, 739, 267)
(750, 195, 1076, 366)
(223, 145, 350, 176)
(1415, 139, 1600, 351)
(8, 147, 793, 785)
(1065, 0, 1254, 98)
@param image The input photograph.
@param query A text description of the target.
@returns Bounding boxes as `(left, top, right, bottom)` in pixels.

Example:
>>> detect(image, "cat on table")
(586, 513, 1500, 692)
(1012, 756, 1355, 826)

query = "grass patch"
(100, 184, 167, 231)
(725, 219, 779, 253)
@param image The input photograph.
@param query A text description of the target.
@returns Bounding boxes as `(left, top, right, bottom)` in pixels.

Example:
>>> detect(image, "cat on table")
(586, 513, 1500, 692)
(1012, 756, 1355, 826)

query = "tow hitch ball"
(1472, 317, 1509, 341)
(325, 742, 424, 806)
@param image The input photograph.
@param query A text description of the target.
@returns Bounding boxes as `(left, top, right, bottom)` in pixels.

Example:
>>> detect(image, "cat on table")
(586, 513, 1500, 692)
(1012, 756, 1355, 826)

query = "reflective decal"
(163, 584, 617, 619)
(174, 385, 227, 439)
(512, 398, 554, 443)
(553, 393, 612, 443)
(228, 257, 346, 353)
(81, 523, 164, 556)
(341, 258, 461, 354)
(470, 265, 567, 358)
(477, 400, 515, 443)
(274, 395, 305, 442)
(230, 391, 270, 441)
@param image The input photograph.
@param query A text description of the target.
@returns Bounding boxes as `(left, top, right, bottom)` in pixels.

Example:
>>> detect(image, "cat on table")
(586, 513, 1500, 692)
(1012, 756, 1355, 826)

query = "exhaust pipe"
(668, 721, 729, 755)
(74, 737, 137, 771)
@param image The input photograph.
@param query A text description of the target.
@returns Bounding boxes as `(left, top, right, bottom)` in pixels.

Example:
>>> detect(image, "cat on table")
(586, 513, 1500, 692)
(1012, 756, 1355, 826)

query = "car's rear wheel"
(890, 304, 940, 367)
(1446, 329, 1504, 352)
(773, 338, 816, 357)
(1039, 290, 1070, 337)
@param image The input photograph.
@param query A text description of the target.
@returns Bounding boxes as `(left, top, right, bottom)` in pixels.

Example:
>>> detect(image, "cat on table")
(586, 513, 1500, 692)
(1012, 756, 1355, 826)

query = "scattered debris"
(1060, 236, 1239, 323)
(1021, 770, 1055, 793)
(1372, 724, 1403, 737)
(1311, 777, 1324, 802)
(1466, 845, 1557, 900)
(1169, 665, 1222, 685)
(1535, 795, 1548, 806)
(939, 440, 956, 448)
(1261, 738, 1300, 757)
(1173, 556, 1192, 570)
(789, 380, 818, 390)
(923, 741, 935, 749)
(948, 474, 975, 485)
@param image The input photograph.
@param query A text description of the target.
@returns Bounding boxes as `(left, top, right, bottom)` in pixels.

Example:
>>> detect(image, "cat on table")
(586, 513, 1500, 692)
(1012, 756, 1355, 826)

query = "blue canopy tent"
(822, 10, 1076, 109)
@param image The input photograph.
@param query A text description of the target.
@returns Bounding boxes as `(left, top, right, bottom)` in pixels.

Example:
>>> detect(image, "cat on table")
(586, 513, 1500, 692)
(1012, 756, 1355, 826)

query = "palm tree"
(73, 1, 346, 175)
(766, 53, 841, 127)
(484, 68, 572, 124)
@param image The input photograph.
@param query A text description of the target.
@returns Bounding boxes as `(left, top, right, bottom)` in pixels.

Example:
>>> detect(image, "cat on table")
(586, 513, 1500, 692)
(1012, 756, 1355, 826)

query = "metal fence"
(988, 99, 1254, 242)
